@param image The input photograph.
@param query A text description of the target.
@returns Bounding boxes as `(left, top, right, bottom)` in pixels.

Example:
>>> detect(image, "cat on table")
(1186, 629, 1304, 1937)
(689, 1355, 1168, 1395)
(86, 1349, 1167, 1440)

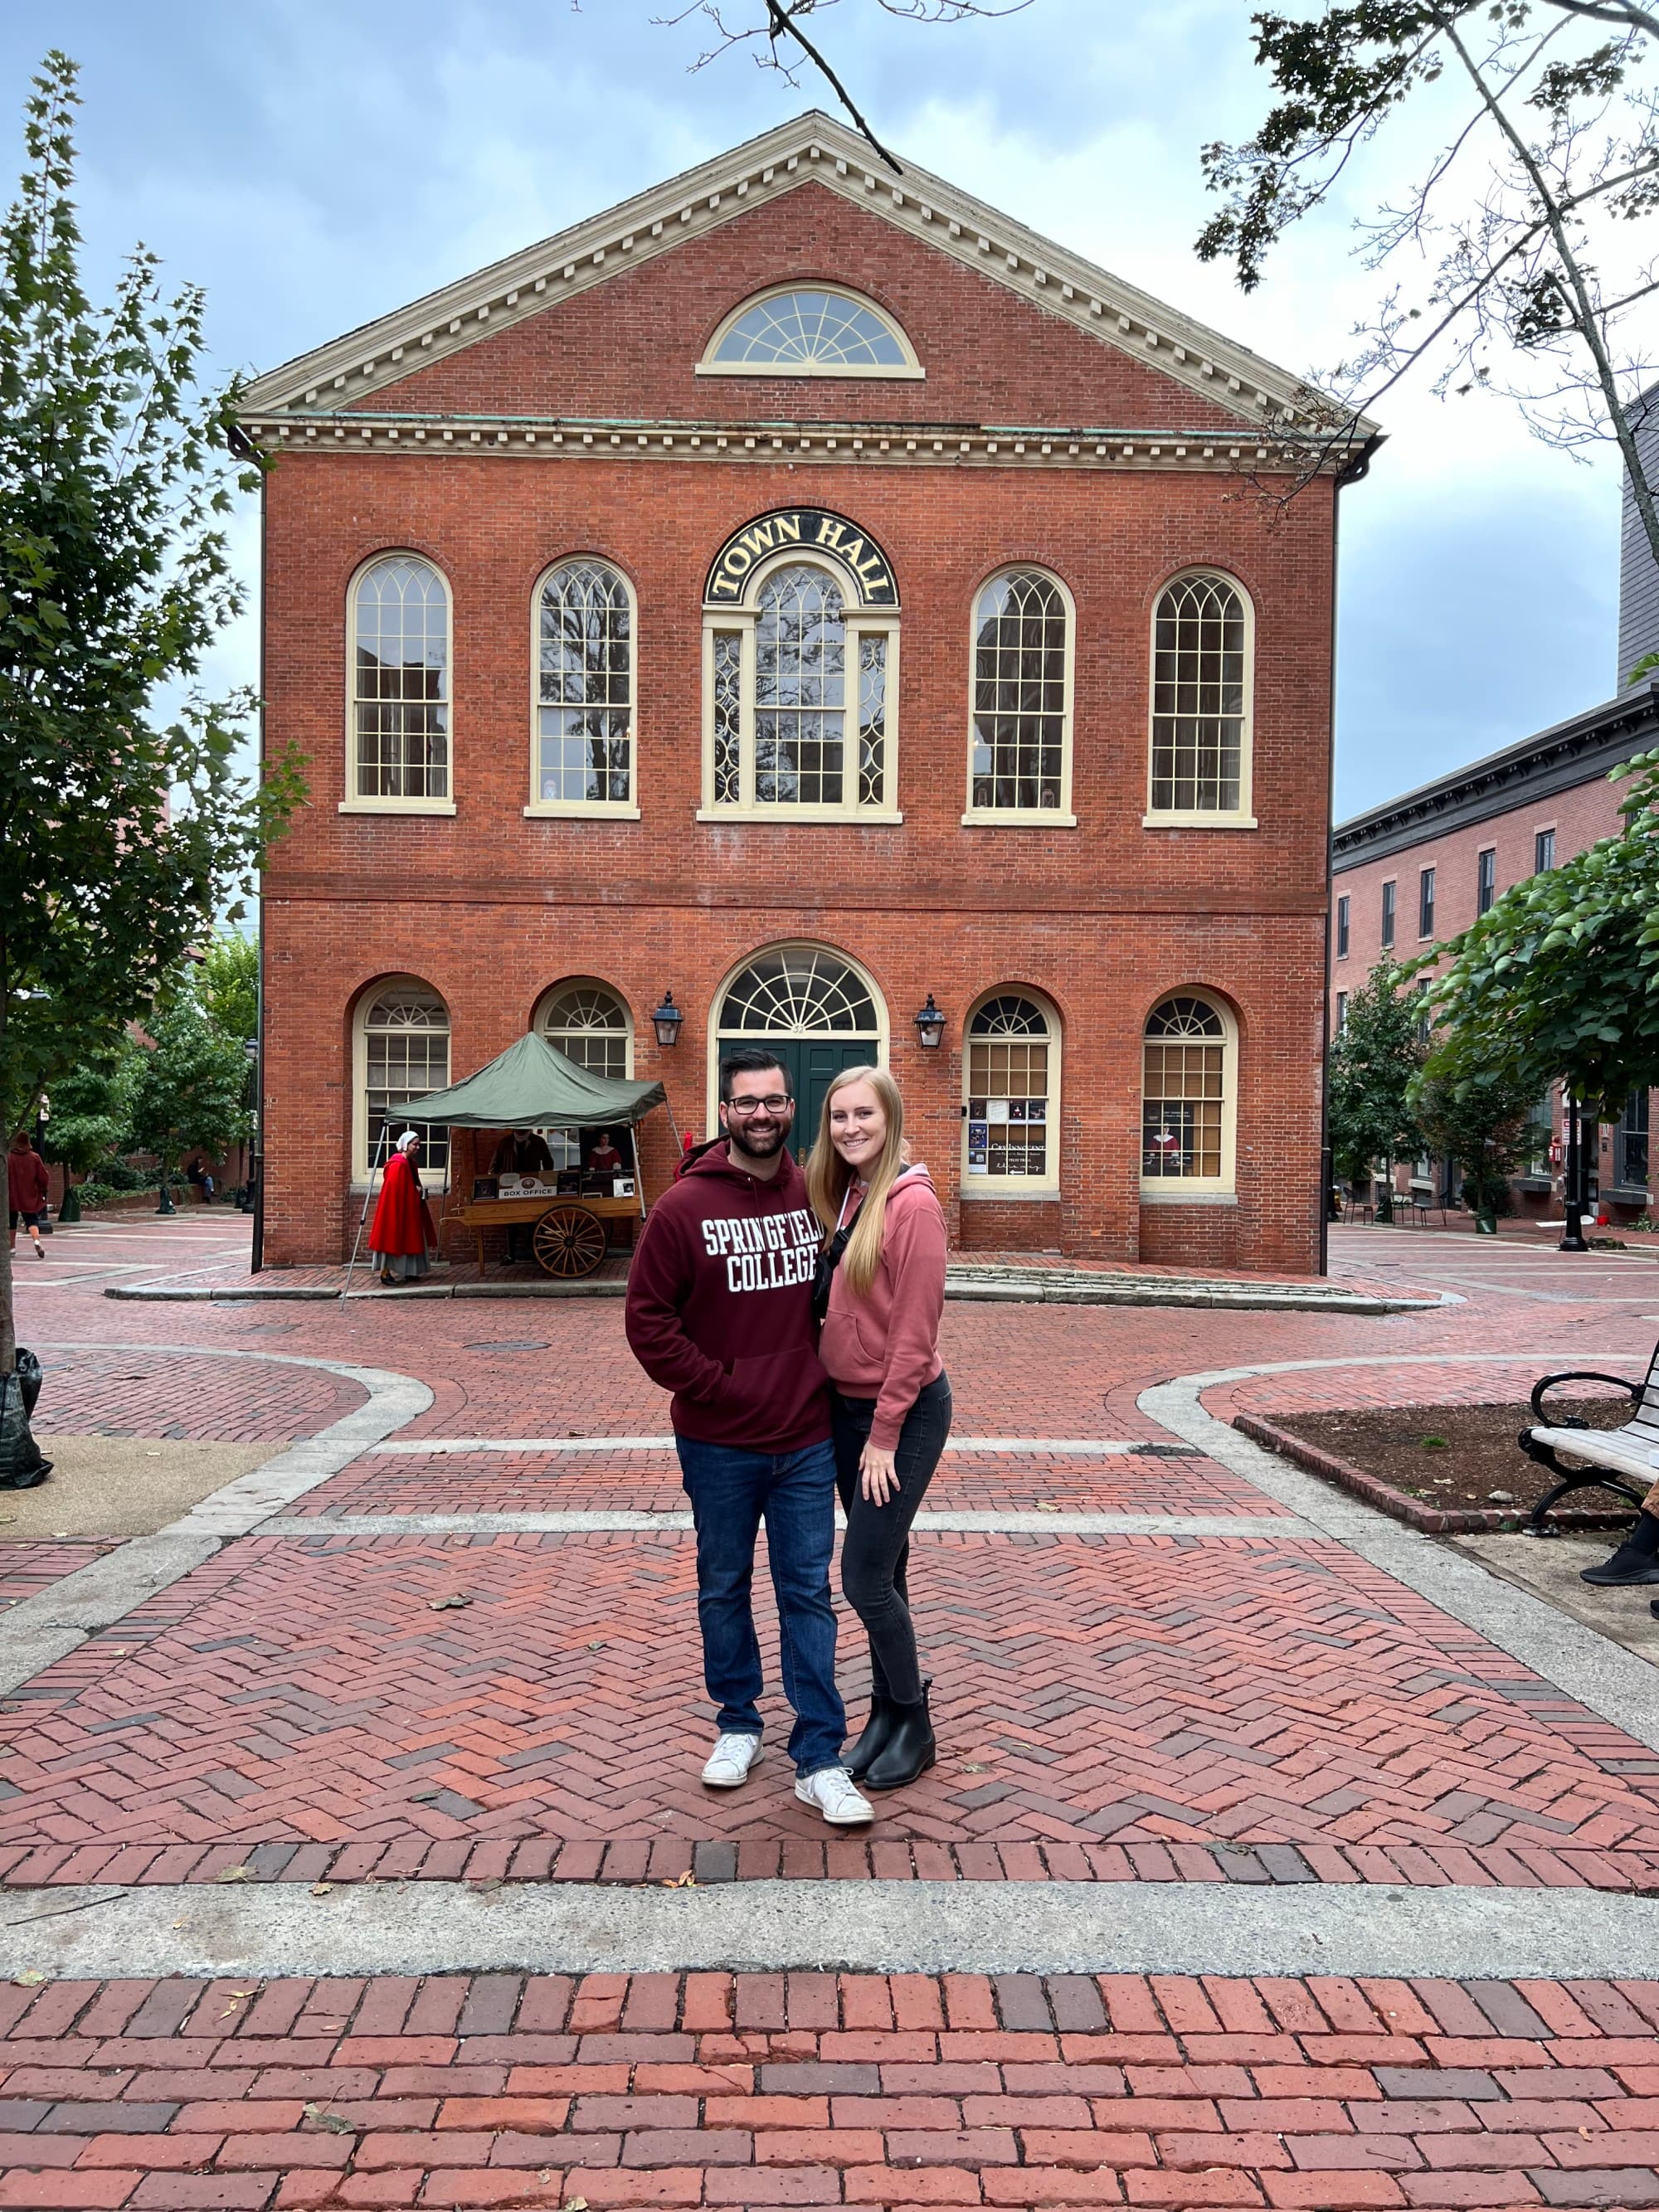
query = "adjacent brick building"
(242, 114, 1375, 1274)
(1331, 683, 1659, 1220)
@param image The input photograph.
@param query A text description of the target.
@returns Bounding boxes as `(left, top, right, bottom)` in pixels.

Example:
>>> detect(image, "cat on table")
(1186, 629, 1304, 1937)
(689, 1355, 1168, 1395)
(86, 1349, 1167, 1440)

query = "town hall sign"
(704, 508, 899, 607)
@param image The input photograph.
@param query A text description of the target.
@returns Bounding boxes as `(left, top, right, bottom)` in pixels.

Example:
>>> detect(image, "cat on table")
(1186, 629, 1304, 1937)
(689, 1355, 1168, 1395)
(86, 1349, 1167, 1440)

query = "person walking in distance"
(625, 1048, 873, 1826)
(7, 1132, 48, 1261)
(807, 1066, 950, 1791)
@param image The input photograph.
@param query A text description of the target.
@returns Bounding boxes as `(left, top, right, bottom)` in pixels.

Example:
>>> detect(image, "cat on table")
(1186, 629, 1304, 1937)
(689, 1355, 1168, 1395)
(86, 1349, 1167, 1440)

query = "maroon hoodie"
(625, 1138, 830, 1450)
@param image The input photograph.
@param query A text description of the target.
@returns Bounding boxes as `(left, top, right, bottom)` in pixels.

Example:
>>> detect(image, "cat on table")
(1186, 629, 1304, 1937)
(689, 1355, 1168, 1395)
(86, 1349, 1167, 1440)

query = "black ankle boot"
(1582, 1512, 1659, 1586)
(844, 1695, 897, 1781)
(864, 1685, 936, 1791)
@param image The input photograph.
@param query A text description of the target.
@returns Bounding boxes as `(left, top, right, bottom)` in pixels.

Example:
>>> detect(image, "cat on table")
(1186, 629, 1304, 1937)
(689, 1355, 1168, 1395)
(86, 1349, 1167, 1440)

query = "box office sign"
(704, 508, 899, 608)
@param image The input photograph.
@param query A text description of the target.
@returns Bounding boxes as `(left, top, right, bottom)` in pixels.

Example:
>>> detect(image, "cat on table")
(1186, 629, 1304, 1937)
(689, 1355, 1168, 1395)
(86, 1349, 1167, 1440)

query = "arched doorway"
(713, 944, 885, 1156)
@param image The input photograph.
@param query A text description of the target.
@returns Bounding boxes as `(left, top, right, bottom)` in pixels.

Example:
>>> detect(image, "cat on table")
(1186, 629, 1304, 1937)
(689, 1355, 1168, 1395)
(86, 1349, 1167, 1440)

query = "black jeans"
(830, 1371, 951, 1707)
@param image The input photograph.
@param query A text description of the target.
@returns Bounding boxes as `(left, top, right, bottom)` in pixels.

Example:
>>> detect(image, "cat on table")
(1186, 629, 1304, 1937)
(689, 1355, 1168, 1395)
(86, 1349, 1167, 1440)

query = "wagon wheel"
(532, 1202, 608, 1279)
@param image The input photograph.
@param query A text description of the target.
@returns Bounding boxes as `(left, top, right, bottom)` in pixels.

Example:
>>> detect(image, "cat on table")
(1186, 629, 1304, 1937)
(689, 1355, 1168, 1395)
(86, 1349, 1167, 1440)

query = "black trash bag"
(0, 1356, 51, 1490)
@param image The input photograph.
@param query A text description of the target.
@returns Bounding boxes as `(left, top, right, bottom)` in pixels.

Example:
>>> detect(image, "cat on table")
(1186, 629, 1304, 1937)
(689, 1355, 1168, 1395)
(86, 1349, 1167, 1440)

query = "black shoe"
(1581, 1540, 1659, 1586)
(864, 1687, 936, 1791)
(844, 1695, 897, 1782)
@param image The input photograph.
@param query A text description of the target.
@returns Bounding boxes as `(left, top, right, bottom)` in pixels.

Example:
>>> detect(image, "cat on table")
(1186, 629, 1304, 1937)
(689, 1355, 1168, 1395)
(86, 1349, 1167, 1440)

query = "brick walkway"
(7, 1227, 1659, 2202)
(6, 1968, 1659, 2209)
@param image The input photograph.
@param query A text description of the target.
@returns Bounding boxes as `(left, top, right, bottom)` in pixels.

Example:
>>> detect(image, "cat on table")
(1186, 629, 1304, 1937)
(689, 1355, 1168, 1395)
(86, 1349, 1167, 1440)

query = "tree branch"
(761, 0, 903, 168)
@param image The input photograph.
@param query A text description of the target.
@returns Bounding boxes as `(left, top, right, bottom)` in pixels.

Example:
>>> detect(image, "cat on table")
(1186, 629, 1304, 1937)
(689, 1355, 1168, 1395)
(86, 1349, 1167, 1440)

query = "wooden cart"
(454, 1189, 640, 1279)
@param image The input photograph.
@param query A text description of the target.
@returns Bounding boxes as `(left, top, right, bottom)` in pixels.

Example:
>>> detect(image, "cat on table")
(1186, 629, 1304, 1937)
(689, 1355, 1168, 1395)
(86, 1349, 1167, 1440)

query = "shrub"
(74, 1181, 119, 1209)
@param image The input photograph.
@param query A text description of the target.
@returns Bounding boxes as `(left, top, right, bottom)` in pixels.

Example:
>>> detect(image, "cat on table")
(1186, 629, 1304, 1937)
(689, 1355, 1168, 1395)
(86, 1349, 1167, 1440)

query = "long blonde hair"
(805, 1064, 907, 1297)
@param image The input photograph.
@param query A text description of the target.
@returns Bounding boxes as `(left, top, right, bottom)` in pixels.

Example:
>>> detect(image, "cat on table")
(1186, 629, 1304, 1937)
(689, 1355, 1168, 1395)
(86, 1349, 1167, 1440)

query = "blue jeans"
(674, 1433, 845, 1777)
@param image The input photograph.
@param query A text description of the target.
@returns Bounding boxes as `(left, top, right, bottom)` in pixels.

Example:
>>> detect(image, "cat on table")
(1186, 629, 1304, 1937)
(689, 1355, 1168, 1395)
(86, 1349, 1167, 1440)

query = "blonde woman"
(807, 1065, 951, 1791)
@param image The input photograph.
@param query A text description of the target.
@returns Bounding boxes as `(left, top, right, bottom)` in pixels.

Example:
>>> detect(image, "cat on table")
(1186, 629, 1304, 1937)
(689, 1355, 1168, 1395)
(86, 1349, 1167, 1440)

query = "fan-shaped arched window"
(538, 981, 632, 1082)
(1141, 994, 1237, 1193)
(968, 570, 1074, 822)
(348, 556, 451, 809)
(532, 561, 636, 814)
(703, 548, 899, 819)
(964, 991, 1059, 1190)
(719, 947, 880, 1035)
(356, 981, 450, 1180)
(701, 287, 921, 377)
(1148, 572, 1254, 824)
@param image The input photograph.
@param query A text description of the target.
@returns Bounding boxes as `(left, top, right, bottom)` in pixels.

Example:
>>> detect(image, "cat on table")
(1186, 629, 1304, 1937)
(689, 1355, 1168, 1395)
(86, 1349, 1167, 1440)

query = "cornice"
(1332, 682, 1659, 868)
(243, 409, 1354, 475)
(241, 112, 1376, 446)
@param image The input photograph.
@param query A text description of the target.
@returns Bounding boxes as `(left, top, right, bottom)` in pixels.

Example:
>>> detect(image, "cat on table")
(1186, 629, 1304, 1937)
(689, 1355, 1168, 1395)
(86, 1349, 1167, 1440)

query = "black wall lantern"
(651, 991, 684, 1049)
(912, 994, 946, 1050)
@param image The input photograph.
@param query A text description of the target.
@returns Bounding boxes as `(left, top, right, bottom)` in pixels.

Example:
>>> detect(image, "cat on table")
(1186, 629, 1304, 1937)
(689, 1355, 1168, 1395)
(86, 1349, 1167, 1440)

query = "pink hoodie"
(818, 1166, 947, 1451)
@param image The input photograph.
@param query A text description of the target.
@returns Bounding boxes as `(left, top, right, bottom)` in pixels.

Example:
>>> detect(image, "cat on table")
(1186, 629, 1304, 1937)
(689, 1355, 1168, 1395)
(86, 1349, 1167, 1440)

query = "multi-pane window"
(1618, 1090, 1651, 1191)
(704, 288, 915, 372)
(1381, 880, 1396, 949)
(1415, 980, 1433, 1045)
(1141, 996, 1229, 1184)
(1525, 1091, 1555, 1179)
(966, 995, 1054, 1184)
(1335, 991, 1348, 1033)
(535, 562, 633, 807)
(1335, 895, 1350, 960)
(362, 984, 450, 1175)
(1477, 848, 1496, 915)
(1535, 828, 1556, 873)
(1418, 867, 1436, 940)
(1150, 572, 1250, 816)
(704, 557, 896, 816)
(970, 571, 1071, 815)
(352, 557, 449, 801)
(538, 982, 631, 1172)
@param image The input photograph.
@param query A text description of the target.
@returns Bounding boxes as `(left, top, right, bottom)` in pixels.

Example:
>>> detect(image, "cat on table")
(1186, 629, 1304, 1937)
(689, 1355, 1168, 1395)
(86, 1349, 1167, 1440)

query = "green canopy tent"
(345, 1033, 673, 1293)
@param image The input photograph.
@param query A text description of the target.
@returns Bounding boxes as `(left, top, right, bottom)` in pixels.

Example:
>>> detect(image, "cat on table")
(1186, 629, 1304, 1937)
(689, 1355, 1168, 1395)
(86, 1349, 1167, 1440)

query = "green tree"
(41, 1038, 139, 1216)
(1199, 3, 1659, 561)
(126, 993, 249, 1199)
(1423, 747, 1659, 1121)
(197, 930, 257, 1045)
(1328, 960, 1426, 1223)
(1408, 1057, 1538, 1226)
(0, 53, 302, 1367)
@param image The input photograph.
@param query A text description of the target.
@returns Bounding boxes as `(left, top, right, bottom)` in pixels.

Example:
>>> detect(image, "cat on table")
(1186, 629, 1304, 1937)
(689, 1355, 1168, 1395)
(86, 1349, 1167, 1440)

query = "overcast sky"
(2, 0, 1628, 821)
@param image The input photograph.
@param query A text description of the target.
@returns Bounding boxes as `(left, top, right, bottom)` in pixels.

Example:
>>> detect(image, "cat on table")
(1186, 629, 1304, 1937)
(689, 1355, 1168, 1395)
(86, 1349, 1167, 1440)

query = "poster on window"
(1026, 1101, 1046, 1123)
(967, 1120, 988, 1150)
(989, 1142, 1008, 1174)
(967, 1150, 988, 1174)
(1009, 1100, 1028, 1121)
(1027, 1145, 1045, 1174)
(987, 1099, 1010, 1124)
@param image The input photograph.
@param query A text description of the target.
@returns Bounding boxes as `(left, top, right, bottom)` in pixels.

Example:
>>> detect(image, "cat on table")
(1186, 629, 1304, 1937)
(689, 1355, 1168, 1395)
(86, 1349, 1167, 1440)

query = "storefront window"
(965, 994, 1057, 1186)
(1141, 994, 1235, 1191)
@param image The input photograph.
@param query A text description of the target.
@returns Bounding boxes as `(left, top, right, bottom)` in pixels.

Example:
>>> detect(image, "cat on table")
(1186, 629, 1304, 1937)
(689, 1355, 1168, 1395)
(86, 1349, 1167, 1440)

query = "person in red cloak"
(369, 1130, 438, 1286)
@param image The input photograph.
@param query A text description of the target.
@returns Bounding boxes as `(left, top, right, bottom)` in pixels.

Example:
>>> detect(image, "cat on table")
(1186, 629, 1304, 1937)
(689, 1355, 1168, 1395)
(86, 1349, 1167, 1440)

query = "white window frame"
(525, 557, 641, 821)
(351, 977, 450, 1190)
(341, 552, 457, 818)
(1143, 567, 1257, 831)
(1139, 989, 1239, 1202)
(961, 987, 1063, 1199)
(706, 941, 888, 1131)
(697, 284, 924, 379)
(963, 566, 1078, 828)
(534, 977, 635, 1079)
(699, 547, 902, 824)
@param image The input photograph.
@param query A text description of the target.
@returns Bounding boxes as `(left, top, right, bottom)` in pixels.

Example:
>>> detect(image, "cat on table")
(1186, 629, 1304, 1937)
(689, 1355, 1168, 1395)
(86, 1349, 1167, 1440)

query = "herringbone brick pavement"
(32, 1350, 367, 1442)
(0, 1540, 119, 1610)
(3, 1966, 1659, 2207)
(290, 1448, 1279, 1520)
(2, 1532, 1657, 1889)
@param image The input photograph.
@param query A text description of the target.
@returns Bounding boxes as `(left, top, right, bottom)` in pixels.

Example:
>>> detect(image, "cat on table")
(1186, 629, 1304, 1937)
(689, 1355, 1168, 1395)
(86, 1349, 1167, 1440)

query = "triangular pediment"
(243, 112, 1370, 440)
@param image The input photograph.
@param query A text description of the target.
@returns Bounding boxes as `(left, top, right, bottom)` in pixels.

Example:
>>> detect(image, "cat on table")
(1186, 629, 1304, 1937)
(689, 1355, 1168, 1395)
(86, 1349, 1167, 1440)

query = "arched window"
(532, 561, 635, 814)
(968, 570, 1074, 823)
(538, 981, 631, 1081)
(703, 549, 898, 820)
(701, 287, 921, 376)
(1141, 994, 1237, 1193)
(1148, 572, 1254, 823)
(348, 556, 450, 808)
(712, 944, 886, 1155)
(357, 981, 450, 1181)
(964, 992, 1059, 1190)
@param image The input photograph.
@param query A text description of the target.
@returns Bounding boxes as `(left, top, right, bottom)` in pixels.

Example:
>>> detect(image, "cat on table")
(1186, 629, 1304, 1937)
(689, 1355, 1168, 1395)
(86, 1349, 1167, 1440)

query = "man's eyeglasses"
(726, 1095, 792, 1116)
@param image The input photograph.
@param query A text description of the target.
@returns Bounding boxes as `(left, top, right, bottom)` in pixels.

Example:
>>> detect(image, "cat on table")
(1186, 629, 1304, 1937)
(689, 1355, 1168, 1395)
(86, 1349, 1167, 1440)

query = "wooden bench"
(1518, 1345, 1659, 1533)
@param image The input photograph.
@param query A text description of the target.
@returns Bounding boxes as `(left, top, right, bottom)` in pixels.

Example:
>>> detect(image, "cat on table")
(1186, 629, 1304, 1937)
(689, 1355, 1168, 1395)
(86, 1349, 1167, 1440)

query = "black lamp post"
(651, 992, 684, 1049)
(1561, 1091, 1588, 1252)
(912, 994, 946, 1050)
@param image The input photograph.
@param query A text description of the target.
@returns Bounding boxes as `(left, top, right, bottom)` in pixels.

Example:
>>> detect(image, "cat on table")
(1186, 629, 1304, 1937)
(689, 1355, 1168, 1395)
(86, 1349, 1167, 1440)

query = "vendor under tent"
(348, 1033, 673, 1287)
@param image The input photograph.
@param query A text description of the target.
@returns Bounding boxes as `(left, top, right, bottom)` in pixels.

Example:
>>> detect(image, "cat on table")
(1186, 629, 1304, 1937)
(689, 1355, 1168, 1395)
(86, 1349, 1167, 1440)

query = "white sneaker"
(701, 1732, 763, 1788)
(795, 1766, 873, 1826)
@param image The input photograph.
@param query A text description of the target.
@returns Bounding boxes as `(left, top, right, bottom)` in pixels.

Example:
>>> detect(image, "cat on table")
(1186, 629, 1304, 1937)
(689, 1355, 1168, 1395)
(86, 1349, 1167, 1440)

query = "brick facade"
(250, 125, 1351, 1276)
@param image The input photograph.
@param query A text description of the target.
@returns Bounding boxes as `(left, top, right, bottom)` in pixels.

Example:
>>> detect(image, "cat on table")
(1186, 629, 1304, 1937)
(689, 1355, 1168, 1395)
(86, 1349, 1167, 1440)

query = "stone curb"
(1233, 1408, 1634, 1536)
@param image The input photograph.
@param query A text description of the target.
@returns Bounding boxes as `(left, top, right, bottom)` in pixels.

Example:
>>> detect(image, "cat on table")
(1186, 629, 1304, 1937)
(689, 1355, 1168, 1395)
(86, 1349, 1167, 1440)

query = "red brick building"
(241, 114, 1374, 1275)
(1331, 682, 1659, 1219)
